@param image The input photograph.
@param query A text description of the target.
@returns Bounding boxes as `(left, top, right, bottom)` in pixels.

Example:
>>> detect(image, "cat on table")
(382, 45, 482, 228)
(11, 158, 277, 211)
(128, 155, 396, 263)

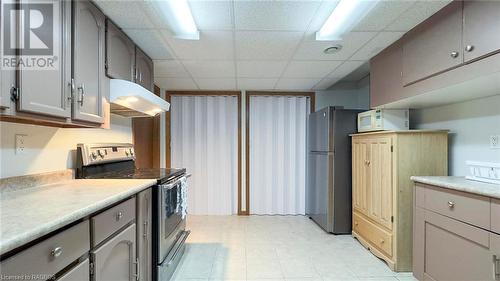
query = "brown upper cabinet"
(370, 42, 403, 107)
(106, 20, 135, 81)
(17, 0, 72, 119)
(402, 1, 463, 86)
(135, 47, 154, 91)
(371, 0, 500, 108)
(462, 1, 500, 63)
(72, 0, 105, 124)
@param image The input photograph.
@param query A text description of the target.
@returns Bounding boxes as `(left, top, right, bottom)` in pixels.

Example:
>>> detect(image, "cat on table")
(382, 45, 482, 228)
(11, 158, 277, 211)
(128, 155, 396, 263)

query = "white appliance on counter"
(357, 109, 409, 132)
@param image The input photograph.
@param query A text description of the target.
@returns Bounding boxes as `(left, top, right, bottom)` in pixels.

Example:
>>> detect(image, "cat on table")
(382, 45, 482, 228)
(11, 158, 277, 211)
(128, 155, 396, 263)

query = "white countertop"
(0, 179, 156, 255)
(411, 176, 500, 199)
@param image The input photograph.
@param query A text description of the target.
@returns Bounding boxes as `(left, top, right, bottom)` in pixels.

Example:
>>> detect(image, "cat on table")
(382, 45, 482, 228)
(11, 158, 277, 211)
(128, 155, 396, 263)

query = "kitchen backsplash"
(0, 115, 132, 178)
(411, 94, 500, 176)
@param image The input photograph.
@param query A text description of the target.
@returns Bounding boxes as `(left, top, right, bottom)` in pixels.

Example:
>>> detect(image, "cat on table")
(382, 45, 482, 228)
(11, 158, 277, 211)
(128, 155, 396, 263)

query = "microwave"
(357, 109, 409, 132)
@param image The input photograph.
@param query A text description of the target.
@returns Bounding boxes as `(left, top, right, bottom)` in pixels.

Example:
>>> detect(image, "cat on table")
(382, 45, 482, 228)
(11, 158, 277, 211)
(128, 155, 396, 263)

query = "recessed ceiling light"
(324, 45, 343, 54)
(316, 0, 379, 41)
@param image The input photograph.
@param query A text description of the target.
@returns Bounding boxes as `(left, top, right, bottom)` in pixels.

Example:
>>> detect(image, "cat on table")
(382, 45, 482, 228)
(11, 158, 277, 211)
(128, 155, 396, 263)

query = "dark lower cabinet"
(58, 258, 90, 281)
(91, 223, 138, 281)
(137, 188, 152, 281)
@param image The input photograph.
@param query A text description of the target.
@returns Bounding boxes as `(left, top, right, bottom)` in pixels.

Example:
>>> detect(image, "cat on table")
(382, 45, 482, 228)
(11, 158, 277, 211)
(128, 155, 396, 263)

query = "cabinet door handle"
(143, 220, 148, 239)
(465, 45, 474, 52)
(133, 257, 140, 281)
(450, 51, 459, 58)
(447, 201, 455, 209)
(50, 246, 63, 258)
(68, 79, 75, 102)
(494, 255, 500, 280)
(77, 83, 85, 106)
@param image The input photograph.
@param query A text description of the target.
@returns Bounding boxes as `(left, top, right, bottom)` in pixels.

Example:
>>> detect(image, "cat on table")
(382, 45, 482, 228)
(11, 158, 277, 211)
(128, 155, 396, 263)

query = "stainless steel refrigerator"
(306, 107, 362, 234)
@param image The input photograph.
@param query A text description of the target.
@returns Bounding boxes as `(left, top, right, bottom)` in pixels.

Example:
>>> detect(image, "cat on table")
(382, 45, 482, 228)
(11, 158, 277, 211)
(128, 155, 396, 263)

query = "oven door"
(158, 176, 185, 262)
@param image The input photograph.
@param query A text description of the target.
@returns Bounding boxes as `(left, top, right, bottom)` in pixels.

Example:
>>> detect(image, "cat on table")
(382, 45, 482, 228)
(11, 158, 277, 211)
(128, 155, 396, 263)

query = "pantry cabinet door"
(106, 20, 135, 81)
(402, 1, 463, 85)
(367, 138, 393, 230)
(72, 0, 104, 123)
(135, 48, 154, 91)
(17, 0, 72, 118)
(463, 1, 500, 62)
(352, 139, 369, 215)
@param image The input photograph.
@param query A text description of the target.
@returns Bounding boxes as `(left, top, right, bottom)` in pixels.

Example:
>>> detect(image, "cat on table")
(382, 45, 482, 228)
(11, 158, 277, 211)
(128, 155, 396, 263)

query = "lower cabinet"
(137, 188, 152, 281)
(91, 223, 137, 281)
(414, 183, 500, 281)
(58, 258, 90, 281)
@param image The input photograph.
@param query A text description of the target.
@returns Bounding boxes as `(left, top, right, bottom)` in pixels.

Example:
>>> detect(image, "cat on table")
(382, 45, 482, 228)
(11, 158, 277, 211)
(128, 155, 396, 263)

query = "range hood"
(109, 79, 170, 117)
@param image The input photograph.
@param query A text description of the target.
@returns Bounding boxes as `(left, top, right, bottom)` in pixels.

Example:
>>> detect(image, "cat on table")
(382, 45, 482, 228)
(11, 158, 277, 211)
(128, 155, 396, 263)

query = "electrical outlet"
(491, 135, 500, 149)
(15, 134, 27, 154)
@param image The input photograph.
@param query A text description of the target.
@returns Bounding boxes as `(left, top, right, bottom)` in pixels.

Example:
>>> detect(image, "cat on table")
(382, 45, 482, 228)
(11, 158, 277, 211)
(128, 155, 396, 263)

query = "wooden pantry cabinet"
(351, 130, 448, 271)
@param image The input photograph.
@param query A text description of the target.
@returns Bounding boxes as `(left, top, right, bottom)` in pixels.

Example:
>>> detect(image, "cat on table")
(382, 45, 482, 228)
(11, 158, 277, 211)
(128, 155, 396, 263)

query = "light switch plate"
(15, 134, 27, 154)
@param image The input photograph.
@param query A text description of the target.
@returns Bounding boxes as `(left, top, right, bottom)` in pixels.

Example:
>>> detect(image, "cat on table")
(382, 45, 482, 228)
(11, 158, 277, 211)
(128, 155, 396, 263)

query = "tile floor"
(171, 215, 417, 281)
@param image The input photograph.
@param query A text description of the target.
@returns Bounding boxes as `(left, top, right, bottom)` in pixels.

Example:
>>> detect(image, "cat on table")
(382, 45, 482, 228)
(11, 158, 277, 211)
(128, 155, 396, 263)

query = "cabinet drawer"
(492, 198, 500, 234)
(58, 258, 90, 281)
(353, 212, 393, 257)
(92, 198, 135, 246)
(423, 184, 490, 230)
(0, 221, 90, 279)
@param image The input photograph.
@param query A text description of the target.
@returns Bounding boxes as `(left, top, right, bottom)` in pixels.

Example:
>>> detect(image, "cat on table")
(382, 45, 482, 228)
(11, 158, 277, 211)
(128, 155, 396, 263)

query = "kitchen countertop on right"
(411, 176, 500, 199)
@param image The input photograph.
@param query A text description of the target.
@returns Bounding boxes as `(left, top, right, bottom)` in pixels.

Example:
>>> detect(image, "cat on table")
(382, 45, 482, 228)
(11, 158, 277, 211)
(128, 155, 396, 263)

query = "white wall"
(315, 82, 370, 111)
(411, 94, 500, 176)
(0, 115, 133, 178)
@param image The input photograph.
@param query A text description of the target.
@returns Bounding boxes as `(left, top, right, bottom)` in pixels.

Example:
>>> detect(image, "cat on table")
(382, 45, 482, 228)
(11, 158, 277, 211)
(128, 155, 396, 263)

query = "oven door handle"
(162, 176, 186, 190)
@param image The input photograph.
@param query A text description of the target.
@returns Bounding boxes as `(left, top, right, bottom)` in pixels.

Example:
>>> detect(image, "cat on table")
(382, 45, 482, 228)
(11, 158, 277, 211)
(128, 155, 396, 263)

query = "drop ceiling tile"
(182, 61, 235, 78)
(294, 32, 377, 61)
(352, 1, 416, 32)
(162, 31, 234, 60)
(328, 61, 366, 79)
(313, 77, 342, 90)
(155, 78, 198, 90)
(385, 1, 452, 32)
(123, 29, 174, 60)
(282, 61, 343, 78)
(234, 1, 321, 31)
(154, 60, 190, 78)
(235, 31, 303, 60)
(188, 0, 233, 30)
(94, 1, 154, 29)
(351, 32, 405, 60)
(194, 78, 236, 90)
(238, 78, 278, 90)
(275, 78, 321, 91)
(236, 61, 288, 78)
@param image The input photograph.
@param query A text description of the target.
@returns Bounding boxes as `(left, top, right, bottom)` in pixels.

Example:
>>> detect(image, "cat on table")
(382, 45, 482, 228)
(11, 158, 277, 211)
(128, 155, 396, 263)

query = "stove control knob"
(97, 150, 104, 158)
(91, 152, 97, 160)
(129, 149, 134, 156)
(125, 150, 129, 157)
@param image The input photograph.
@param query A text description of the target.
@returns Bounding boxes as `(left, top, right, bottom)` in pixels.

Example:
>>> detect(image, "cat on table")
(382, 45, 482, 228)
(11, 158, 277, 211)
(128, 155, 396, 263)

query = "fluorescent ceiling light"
(152, 0, 199, 40)
(316, 0, 378, 41)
